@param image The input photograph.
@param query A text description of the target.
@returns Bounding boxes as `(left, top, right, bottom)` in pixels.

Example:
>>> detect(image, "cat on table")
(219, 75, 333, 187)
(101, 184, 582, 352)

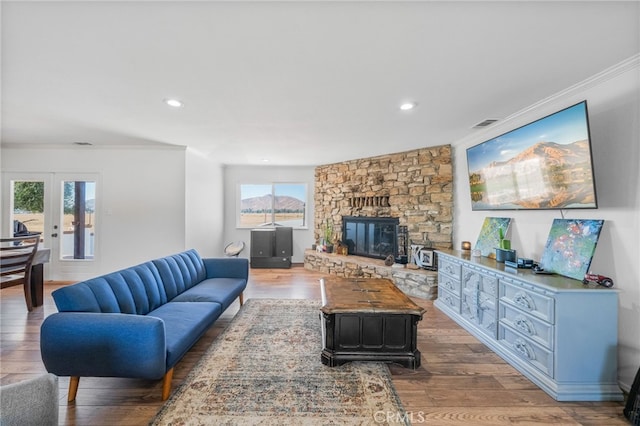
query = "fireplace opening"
(342, 216, 399, 260)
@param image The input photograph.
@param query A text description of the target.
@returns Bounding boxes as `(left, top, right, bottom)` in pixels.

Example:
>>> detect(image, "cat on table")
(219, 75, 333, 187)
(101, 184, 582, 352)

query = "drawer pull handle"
(445, 296, 454, 306)
(514, 316, 535, 336)
(513, 338, 535, 360)
(445, 280, 454, 290)
(445, 265, 455, 274)
(513, 292, 535, 311)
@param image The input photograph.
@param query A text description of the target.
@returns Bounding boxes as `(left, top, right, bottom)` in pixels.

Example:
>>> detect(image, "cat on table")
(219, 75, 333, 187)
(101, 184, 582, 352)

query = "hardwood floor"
(0, 266, 628, 425)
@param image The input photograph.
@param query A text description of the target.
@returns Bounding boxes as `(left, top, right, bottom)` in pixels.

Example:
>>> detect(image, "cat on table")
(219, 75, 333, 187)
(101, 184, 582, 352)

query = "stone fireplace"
(306, 144, 452, 300)
(313, 144, 453, 252)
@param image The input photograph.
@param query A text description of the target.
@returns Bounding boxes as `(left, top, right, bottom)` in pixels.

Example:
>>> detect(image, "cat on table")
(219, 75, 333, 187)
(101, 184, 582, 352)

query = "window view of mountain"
(241, 194, 305, 212)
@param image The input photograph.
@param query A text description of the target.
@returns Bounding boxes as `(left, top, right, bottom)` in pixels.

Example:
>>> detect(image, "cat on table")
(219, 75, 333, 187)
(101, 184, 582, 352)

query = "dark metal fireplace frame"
(342, 216, 399, 260)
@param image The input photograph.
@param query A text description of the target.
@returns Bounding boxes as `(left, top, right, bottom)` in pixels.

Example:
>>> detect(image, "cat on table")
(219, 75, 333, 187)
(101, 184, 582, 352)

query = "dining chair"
(1, 234, 40, 311)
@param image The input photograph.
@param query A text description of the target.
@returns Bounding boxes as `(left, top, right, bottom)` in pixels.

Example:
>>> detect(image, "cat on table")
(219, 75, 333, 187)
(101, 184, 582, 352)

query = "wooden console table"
(320, 277, 425, 368)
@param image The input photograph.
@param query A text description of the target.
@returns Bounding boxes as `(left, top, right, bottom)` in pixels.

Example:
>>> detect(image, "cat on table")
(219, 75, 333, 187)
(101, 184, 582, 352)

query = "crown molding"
(503, 53, 640, 123)
(0, 142, 187, 151)
(455, 53, 640, 147)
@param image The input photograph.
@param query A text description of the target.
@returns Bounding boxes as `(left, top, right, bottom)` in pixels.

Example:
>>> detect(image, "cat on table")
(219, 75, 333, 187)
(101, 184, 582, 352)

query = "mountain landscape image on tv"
(466, 101, 598, 210)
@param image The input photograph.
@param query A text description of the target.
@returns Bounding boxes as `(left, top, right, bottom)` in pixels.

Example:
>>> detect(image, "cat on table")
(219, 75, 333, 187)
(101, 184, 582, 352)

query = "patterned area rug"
(151, 298, 408, 425)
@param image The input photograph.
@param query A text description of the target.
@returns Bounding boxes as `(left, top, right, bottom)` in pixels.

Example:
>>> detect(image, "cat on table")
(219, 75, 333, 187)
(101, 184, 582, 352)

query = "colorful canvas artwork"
(539, 219, 604, 280)
(474, 217, 512, 258)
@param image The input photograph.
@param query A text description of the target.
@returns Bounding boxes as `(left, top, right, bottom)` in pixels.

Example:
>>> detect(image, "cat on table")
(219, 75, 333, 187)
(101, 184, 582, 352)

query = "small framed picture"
(420, 249, 437, 271)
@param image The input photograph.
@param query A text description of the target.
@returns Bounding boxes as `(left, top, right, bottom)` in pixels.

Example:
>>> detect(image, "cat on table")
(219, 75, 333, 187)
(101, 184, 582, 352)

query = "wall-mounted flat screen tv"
(466, 101, 598, 211)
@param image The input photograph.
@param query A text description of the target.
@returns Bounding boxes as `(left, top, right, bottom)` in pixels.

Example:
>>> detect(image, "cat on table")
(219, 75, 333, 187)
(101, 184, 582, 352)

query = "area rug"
(151, 298, 408, 425)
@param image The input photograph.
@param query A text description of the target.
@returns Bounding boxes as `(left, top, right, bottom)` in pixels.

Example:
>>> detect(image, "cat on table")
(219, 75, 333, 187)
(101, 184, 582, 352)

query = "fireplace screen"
(342, 216, 399, 259)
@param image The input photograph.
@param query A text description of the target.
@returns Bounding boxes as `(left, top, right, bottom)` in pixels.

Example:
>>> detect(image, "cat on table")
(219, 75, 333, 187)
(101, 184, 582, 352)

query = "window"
(238, 183, 307, 228)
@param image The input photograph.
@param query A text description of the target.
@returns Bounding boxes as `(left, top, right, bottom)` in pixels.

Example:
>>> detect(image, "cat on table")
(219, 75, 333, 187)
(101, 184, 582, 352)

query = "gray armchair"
(0, 373, 58, 426)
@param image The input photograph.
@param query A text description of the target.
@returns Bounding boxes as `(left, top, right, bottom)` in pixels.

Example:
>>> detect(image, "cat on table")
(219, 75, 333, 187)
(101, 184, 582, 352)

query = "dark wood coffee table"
(320, 277, 425, 368)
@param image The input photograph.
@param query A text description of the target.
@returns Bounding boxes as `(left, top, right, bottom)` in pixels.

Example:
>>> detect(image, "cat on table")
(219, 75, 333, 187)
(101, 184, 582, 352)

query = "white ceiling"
(2, 1, 639, 166)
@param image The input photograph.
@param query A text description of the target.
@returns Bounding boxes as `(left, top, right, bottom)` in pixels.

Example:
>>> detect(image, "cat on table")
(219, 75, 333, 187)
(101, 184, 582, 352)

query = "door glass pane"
(61, 181, 96, 260)
(12, 180, 45, 245)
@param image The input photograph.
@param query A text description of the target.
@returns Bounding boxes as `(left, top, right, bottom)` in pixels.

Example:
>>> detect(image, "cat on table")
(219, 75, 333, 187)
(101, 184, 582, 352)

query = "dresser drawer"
(439, 256, 461, 280)
(438, 272, 461, 294)
(499, 324, 553, 378)
(500, 281, 555, 324)
(499, 303, 553, 350)
(463, 267, 498, 297)
(462, 288, 497, 338)
(438, 286, 461, 314)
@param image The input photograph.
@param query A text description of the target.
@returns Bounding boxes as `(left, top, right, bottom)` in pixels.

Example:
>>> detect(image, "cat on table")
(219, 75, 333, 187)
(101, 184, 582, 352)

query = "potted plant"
(322, 219, 334, 253)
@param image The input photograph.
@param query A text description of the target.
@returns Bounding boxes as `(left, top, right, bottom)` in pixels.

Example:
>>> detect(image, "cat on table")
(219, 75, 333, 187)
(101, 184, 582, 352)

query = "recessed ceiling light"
(164, 98, 183, 108)
(399, 102, 418, 111)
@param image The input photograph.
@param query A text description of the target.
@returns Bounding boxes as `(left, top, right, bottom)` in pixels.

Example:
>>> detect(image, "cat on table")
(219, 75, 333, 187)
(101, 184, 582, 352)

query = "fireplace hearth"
(342, 216, 399, 260)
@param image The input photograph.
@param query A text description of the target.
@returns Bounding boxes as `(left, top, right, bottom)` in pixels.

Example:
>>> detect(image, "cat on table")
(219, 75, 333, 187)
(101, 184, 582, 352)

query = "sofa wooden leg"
(162, 368, 174, 401)
(239, 292, 244, 306)
(68, 376, 80, 402)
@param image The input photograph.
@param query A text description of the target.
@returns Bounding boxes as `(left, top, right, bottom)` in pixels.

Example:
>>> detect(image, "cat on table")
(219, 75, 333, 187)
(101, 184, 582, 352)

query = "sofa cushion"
(52, 261, 164, 314)
(170, 278, 246, 310)
(152, 249, 207, 300)
(147, 301, 222, 368)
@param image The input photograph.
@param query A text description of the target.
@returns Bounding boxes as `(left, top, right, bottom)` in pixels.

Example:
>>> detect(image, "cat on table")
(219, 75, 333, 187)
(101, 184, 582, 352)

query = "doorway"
(2, 172, 100, 280)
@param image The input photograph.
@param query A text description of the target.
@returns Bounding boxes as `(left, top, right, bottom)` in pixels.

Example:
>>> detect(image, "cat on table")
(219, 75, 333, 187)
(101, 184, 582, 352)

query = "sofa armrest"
(40, 312, 167, 379)
(203, 257, 249, 280)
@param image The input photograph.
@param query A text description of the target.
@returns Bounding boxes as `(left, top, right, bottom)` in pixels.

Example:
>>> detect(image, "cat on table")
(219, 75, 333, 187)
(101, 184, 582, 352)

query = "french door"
(2, 172, 100, 280)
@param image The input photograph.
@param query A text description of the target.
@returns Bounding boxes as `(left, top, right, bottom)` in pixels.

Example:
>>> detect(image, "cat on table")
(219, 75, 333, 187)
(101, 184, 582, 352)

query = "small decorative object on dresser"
(474, 217, 512, 258)
(411, 245, 437, 271)
(420, 248, 437, 270)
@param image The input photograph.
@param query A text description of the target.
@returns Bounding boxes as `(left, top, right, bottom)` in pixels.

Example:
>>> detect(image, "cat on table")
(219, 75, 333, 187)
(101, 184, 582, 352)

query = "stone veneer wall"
(314, 144, 453, 250)
(304, 250, 438, 300)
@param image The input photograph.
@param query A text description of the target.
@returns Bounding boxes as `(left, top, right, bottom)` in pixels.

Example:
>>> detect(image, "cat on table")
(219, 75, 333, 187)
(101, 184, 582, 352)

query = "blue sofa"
(40, 249, 248, 401)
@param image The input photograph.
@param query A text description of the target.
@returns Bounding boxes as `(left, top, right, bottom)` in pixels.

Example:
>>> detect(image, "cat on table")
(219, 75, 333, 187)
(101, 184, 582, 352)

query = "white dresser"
(434, 250, 623, 401)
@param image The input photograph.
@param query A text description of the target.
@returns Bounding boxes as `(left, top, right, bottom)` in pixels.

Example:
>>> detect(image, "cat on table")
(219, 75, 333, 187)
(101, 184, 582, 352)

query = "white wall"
(223, 165, 316, 263)
(185, 149, 225, 257)
(0, 146, 187, 275)
(451, 56, 640, 390)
